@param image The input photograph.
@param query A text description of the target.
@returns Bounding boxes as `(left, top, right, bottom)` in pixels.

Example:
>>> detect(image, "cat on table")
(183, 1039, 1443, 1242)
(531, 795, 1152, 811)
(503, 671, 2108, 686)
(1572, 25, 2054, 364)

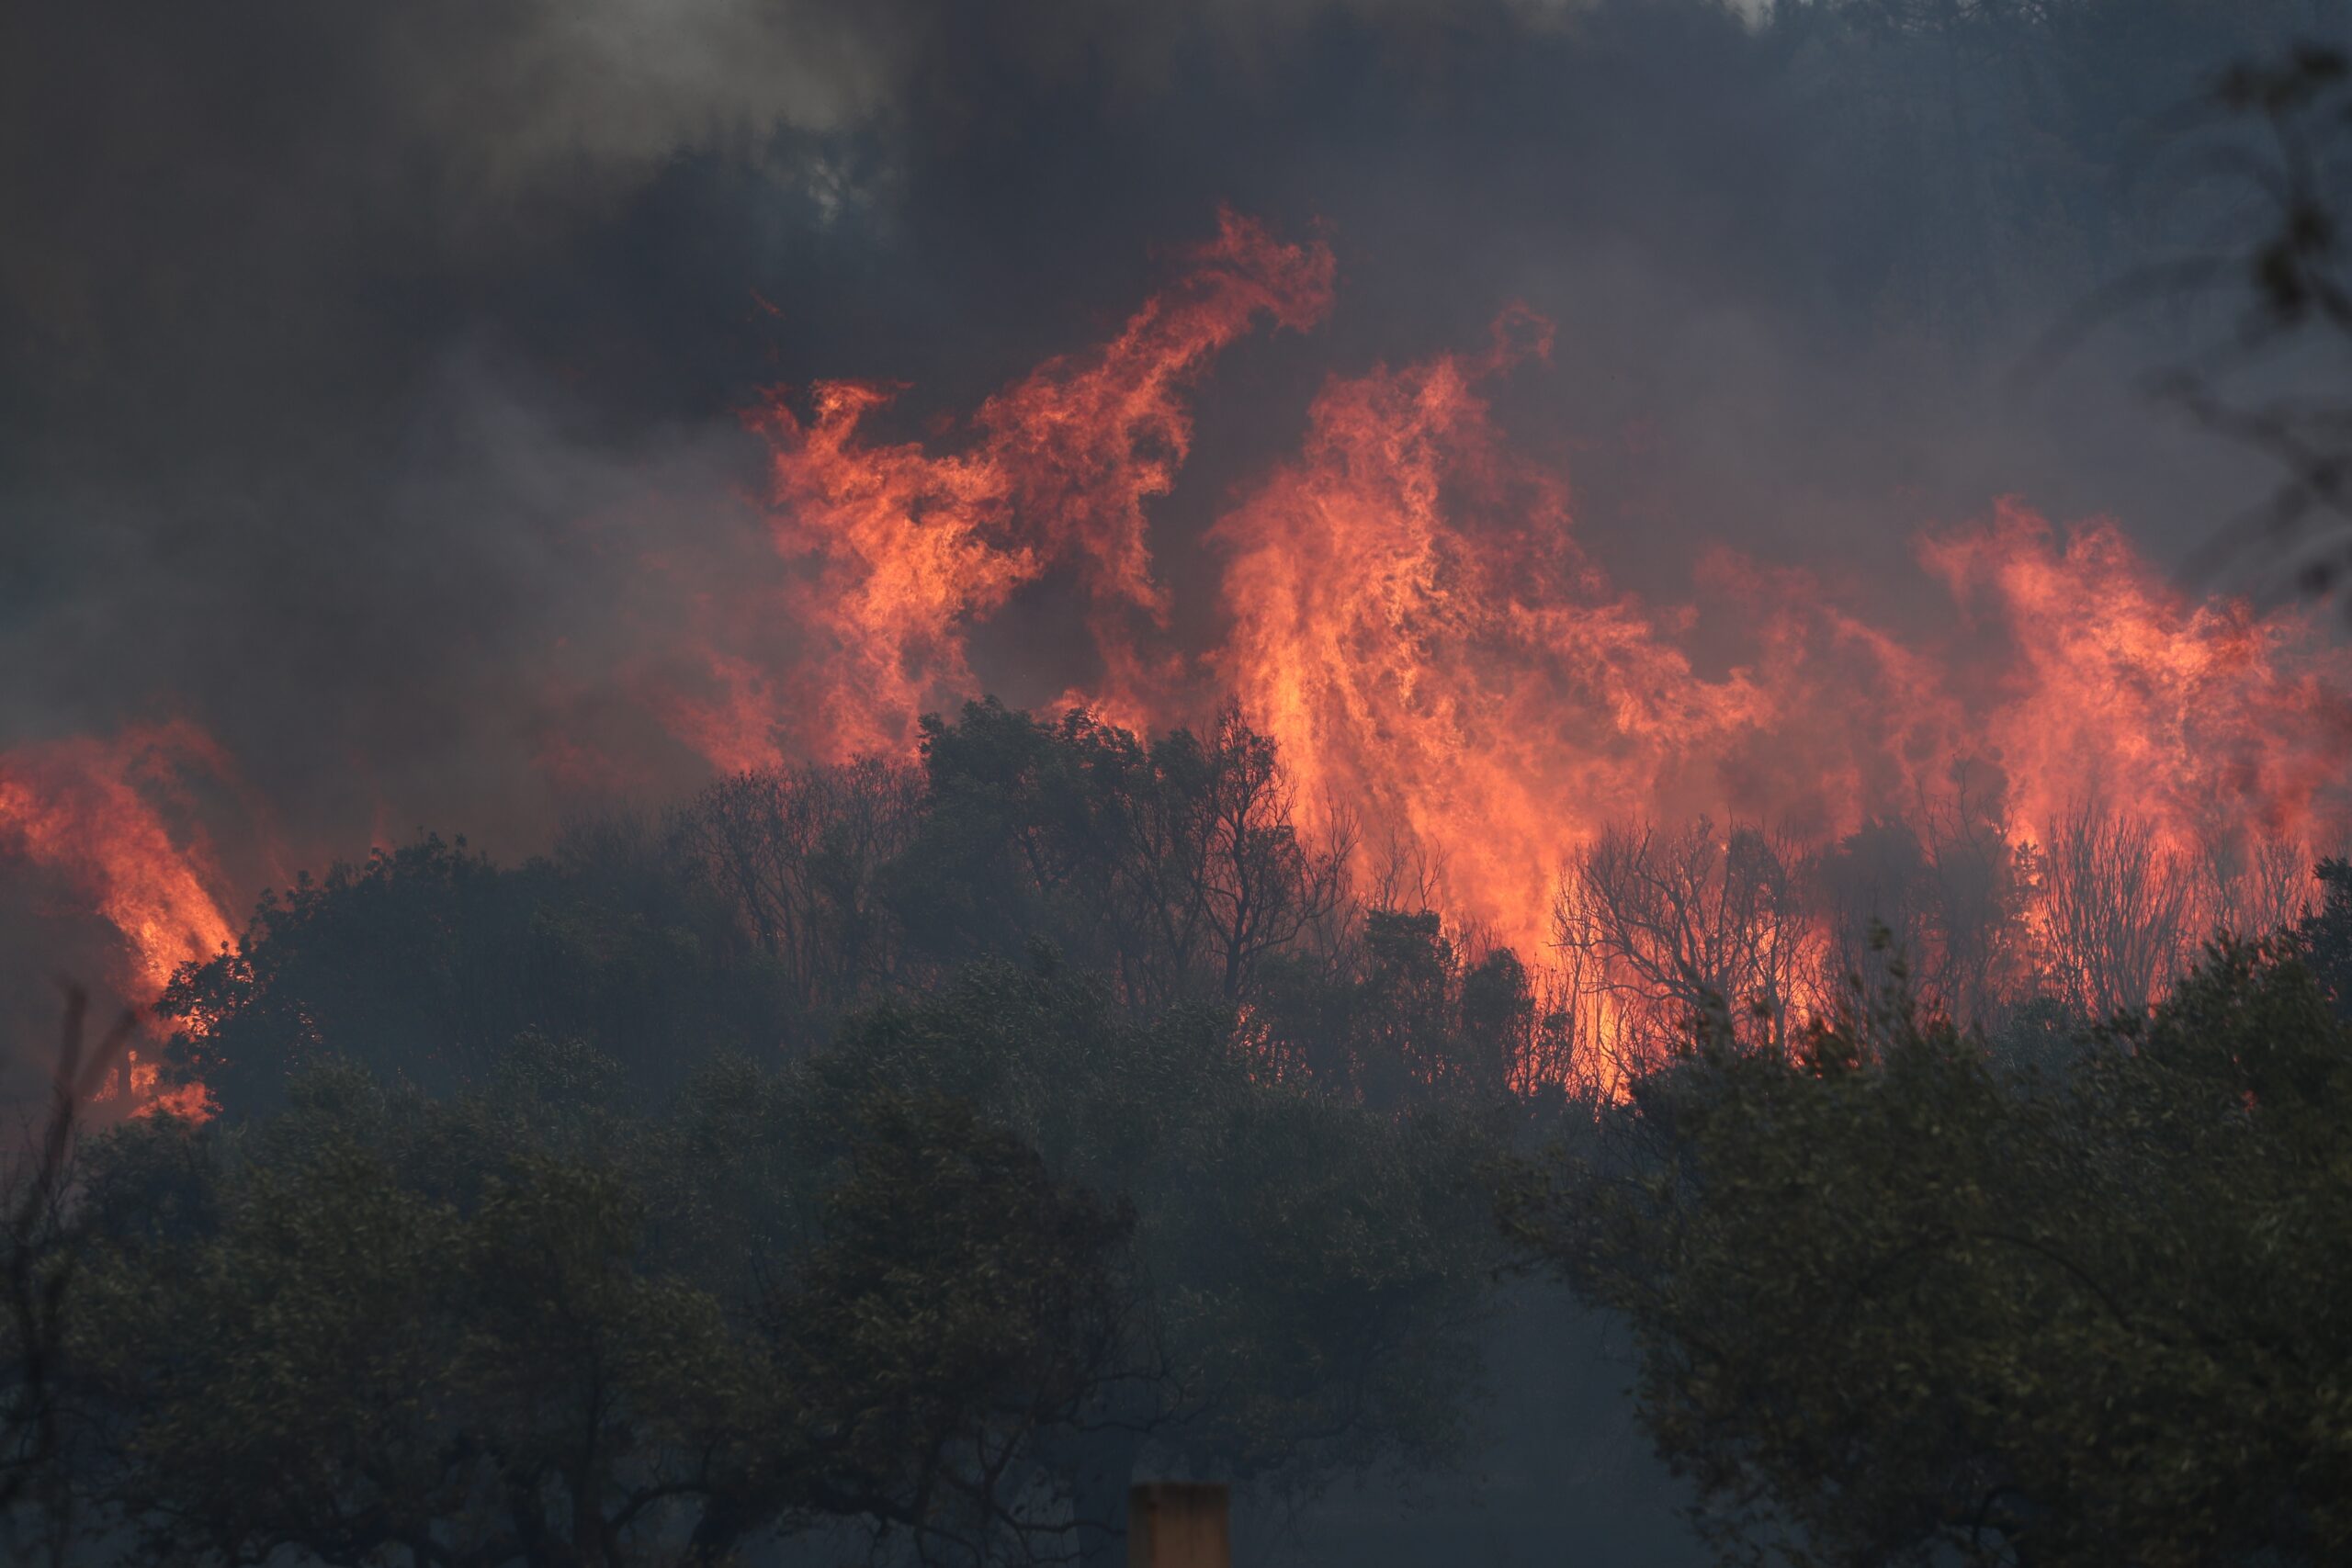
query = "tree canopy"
(1510, 939, 2352, 1566)
(59, 1046, 1151, 1568)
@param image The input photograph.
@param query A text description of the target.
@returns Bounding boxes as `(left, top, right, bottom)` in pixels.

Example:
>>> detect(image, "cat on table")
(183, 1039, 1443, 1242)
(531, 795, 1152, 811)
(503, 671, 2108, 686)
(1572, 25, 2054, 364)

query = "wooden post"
(1127, 1482, 1229, 1568)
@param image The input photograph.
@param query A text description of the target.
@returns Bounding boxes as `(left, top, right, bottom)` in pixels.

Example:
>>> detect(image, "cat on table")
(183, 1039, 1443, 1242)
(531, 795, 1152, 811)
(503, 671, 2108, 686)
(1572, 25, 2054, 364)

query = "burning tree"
(2032, 803, 2203, 1023)
(1555, 819, 1822, 1082)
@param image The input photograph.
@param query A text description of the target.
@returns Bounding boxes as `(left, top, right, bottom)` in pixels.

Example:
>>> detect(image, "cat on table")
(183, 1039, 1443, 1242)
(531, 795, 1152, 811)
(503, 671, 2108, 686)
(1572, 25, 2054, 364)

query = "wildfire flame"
(1218, 352, 2352, 955)
(1919, 511, 2352, 852)
(17, 212, 2352, 1097)
(668, 208, 1336, 768)
(1212, 306, 1779, 955)
(0, 721, 238, 1116)
(713, 213, 2352, 1032)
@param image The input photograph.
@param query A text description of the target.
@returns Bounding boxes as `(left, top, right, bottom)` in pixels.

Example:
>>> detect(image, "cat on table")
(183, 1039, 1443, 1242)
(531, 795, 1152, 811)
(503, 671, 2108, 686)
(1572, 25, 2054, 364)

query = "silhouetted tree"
(883, 701, 1350, 1013)
(160, 827, 791, 1118)
(65, 1052, 1144, 1567)
(2294, 852, 2352, 1011)
(1510, 937, 2352, 1565)
(1557, 819, 1819, 1078)
(1249, 908, 1533, 1111)
(2033, 803, 2200, 1021)
(0, 987, 127, 1567)
(669, 758, 922, 1019)
(806, 957, 1496, 1565)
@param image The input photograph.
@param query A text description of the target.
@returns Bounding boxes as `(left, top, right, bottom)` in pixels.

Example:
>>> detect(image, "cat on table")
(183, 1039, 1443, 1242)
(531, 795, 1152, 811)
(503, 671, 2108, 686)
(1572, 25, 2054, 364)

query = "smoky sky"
(3, 0, 2338, 870)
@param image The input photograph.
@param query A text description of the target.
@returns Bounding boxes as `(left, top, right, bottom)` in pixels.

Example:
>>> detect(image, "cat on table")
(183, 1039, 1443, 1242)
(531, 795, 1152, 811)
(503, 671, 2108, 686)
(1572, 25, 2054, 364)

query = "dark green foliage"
(666, 758, 922, 1023)
(54, 959, 1500, 1565)
(160, 705, 1394, 1125)
(1512, 940, 2352, 1566)
(0, 989, 130, 1567)
(70, 1070, 773, 1565)
(1252, 910, 1535, 1111)
(162, 824, 793, 1118)
(886, 700, 1347, 1010)
(85, 706, 1511, 1564)
(129, 682, 2352, 1568)
(881, 699, 1096, 971)
(775, 1093, 1145, 1562)
(807, 958, 1498, 1500)
(2294, 856, 2352, 1014)
(63, 1053, 1146, 1567)
(113, 699, 1516, 1565)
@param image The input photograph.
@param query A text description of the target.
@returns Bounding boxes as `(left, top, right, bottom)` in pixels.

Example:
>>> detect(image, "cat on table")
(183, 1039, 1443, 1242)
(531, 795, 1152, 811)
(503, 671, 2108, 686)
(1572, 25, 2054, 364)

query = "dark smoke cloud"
(0, 0, 2332, 873)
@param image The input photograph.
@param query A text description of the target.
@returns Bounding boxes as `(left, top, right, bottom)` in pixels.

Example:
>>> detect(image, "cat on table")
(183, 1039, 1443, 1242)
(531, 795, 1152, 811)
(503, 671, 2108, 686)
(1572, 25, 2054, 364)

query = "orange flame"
(652, 218, 2352, 1044)
(1921, 505, 2352, 852)
(0, 722, 240, 1116)
(0, 722, 238, 995)
(20, 216, 2350, 1101)
(680, 208, 1336, 768)
(1212, 306, 1780, 955)
(1212, 328, 2352, 960)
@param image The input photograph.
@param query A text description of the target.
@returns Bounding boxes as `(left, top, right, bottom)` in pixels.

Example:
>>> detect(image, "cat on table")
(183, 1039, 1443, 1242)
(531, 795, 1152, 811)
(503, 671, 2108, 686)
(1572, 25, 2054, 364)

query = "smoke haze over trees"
(12, 2, 2352, 1564)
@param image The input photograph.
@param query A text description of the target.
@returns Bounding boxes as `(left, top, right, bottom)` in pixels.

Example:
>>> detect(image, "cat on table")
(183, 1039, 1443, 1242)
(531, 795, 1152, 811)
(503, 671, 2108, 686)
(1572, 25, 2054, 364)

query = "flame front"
(1213, 308, 1781, 955)
(0, 722, 238, 998)
(1215, 340, 2352, 959)
(0, 722, 240, 1115)
(699, 219, 2352, 1045)
(17, 215, 2352, 1094)
(660, 209, 1338, 770)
